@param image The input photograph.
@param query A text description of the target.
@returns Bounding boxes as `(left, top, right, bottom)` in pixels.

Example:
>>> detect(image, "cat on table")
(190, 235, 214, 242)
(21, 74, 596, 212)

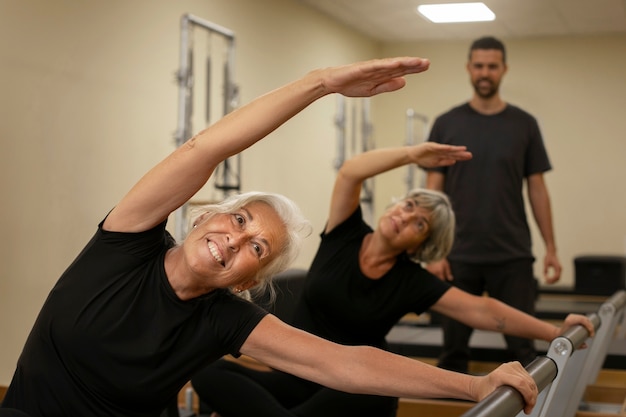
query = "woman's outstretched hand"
(409, 142, 473, 168)
(315, 56, 430, 98)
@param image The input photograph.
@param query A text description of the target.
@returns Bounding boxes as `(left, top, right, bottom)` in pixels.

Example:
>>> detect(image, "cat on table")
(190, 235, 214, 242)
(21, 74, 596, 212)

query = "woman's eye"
(252, 243, 263, 256)
(234, 214, 245, 225)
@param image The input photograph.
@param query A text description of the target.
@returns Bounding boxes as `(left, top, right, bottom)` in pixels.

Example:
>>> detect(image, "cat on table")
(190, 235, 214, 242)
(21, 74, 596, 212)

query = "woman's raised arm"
(104, 57, 431, 233)
(326, 142, 471, 233)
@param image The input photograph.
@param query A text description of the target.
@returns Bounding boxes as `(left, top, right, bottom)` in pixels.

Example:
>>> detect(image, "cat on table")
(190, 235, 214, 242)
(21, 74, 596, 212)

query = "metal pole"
(526, 313, 601, 417)
(460, 357, 557, 417)
(361, 98, 374, 225)
(334, 95, 346, 170)
(184, 13, 235, 39)
(174, 14, 237, 241)
(458, 290, 626, 417)
(563, 290, 626, 416)
(174, 15, 193, 241)
(405, 108, 415, 191)
(404, 109, 429, 192)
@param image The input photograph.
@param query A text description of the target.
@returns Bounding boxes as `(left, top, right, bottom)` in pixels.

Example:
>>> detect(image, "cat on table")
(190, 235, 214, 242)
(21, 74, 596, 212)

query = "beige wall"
(0, 0, 625, 385)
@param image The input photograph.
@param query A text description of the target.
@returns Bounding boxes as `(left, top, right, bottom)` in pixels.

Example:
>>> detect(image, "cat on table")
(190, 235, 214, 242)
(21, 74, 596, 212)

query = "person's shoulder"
(435, 102, 471, 120)
(505, 103, 537, 120)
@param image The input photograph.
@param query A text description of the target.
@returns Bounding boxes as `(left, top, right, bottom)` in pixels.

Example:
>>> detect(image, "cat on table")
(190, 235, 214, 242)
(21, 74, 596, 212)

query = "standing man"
(425, 36, 561, 373)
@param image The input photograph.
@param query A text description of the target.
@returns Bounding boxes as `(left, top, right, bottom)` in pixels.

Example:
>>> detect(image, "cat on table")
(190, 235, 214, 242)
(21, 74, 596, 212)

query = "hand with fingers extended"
(315, 56, 431, 98)
(408, 142, 473, 169)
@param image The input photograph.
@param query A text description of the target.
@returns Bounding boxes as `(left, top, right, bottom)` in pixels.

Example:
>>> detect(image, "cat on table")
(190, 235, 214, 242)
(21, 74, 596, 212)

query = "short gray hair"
(188, 192, 311, 299)
(395, 188, 455, 264)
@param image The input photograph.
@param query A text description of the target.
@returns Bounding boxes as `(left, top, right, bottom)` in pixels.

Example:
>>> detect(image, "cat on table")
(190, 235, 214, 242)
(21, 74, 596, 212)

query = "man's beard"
(473, 78, 499, 98)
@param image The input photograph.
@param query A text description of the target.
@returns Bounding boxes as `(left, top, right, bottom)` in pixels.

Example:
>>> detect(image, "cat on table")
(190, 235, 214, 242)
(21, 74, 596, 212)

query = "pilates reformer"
(458, 289, 626, 417)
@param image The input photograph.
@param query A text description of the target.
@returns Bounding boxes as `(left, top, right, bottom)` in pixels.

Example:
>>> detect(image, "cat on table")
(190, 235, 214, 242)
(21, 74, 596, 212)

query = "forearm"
(192, 69, 329, 160)
(245, 316, 476, 401)
(316, 345, 479, 401)
(243, 316, 538, 408)
(338, 147, 413, 183)
(425, 170, 445, 191)
(478, 298, 559, 342)
(533, 206, 557, 254)
(528, 178, 557, 254)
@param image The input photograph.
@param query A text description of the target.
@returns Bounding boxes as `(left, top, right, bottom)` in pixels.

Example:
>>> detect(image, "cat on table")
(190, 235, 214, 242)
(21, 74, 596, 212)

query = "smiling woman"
(0, 56, 543, 417)
(175, 193, 307, 301)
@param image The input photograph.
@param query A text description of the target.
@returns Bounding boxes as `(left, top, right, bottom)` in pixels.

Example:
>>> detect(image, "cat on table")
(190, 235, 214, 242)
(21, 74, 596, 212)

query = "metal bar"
(174, 15, 193, 241)
(175, 15, 191, 148)
(561, 290, 626, 416)
(205, 56, 211, 124)
(458, 290, 626, 417)
(184, 13, 235, 39)
(404, 109, 429, 192)
(225, 37, 238, 113)
(215, 56, 241, 195)
(174, 14, 237, 240)
(460, 357, 557, 417)
(405, 109, 415, 191)
(361, 98, 374, 224)
(334, 95, 346, 170)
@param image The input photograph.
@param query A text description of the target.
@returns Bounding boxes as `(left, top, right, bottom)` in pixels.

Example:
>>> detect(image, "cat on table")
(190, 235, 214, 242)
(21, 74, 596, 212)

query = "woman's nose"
(401, 211, 416, 222)
(227, 233, 243, 251)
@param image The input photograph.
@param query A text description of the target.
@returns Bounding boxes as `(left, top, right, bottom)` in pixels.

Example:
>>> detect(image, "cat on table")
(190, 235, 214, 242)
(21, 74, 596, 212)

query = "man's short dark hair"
(469, 36, 506, 63)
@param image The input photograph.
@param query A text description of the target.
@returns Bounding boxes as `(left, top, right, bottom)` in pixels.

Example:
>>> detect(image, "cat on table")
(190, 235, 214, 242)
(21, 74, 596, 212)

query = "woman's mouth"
(208, 241, 225, 266)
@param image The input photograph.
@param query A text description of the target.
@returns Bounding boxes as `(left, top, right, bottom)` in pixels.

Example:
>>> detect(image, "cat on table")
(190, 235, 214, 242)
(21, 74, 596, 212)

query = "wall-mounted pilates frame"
(334, 96, 375, 224)
(405, 109, 429, 193)
(174, 13, 239, 240)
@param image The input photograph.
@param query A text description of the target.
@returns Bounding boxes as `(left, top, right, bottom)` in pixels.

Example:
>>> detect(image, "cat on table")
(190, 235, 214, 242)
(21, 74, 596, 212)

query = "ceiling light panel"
(417, 2, 496, 23)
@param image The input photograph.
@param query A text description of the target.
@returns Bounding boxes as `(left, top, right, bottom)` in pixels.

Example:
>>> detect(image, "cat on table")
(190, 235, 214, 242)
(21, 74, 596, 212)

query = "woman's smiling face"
(185, 200, 287, 291)
(379, 198, 432, 253)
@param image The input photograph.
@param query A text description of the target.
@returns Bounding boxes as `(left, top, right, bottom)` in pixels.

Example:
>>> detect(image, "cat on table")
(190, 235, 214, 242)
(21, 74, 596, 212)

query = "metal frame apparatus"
(334, 96, 374, 224)
(174, 13, 239, 241)
(405, 109, 429, 192)
(460, 290, 626, 417)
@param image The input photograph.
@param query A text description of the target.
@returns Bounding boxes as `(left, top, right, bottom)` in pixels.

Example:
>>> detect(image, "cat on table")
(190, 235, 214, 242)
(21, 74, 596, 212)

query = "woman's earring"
(193, 224, 197, 228)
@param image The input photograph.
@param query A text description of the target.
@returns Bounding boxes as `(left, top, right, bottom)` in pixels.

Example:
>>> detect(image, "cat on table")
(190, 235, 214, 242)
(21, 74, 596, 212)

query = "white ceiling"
(297, 0, 626, 42)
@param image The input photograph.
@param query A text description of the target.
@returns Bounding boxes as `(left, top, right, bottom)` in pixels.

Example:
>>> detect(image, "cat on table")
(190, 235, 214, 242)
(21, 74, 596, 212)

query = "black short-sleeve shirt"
(2, 218, 267, 417)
